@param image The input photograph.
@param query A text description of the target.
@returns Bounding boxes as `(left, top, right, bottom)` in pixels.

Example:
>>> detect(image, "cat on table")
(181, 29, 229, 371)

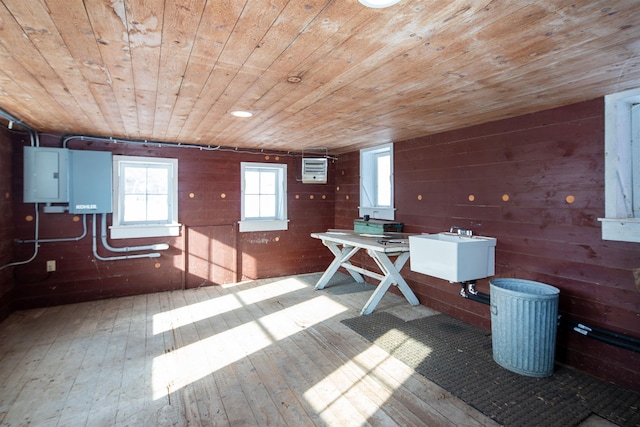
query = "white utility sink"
(409, 232, 497, 282)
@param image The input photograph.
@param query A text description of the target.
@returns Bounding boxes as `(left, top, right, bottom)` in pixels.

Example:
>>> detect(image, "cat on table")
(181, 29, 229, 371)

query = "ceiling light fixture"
(230, 110, 253, 118)
(358, 0, 401, 8)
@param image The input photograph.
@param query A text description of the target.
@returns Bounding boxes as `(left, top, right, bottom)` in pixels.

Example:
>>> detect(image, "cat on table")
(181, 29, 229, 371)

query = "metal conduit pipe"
(62, 134, 221, 151)
(100, 215, 169, 252)
(92, 214, 160, 261)
(566, 319, 640, 345)
(17, 214, 87, 244)
(458, 281, 640, 352)
(0, 203, 40, 270)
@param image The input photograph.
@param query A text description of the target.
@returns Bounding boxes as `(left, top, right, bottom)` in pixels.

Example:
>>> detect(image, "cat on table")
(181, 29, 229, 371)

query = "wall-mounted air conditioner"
(302, 158, 328, 184)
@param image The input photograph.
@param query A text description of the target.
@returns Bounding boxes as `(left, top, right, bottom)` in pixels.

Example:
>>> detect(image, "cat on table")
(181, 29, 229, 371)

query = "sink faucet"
(449, 226, 473, 237)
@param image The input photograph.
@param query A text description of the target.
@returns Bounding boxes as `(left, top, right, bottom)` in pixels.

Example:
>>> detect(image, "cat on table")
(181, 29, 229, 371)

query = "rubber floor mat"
(342, 312, 640, 427)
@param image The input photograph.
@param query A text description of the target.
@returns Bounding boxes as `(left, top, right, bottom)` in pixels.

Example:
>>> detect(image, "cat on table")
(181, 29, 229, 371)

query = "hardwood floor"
(0, 273, 615, 426)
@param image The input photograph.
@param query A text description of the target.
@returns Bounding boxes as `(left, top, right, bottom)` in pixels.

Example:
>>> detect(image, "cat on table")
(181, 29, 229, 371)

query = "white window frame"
(239, 162, 288, 232)
(359, 143, 395, 220)
(111, 155, 180, 239)
(599, 88, 640, 243)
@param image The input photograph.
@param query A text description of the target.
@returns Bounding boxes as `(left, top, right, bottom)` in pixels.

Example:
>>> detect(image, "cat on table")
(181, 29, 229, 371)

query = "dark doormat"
(341, 312, 640, 427)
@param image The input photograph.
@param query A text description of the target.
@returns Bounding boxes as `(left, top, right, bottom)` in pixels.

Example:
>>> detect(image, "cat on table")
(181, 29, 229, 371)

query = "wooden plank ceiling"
(0, 0, 638, 154)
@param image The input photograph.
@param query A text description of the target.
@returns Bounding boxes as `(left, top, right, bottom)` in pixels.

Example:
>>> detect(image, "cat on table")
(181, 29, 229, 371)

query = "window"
(239, 162, 288, 232)
(111, 155, 180, 239)
(360, 143, 395, 220)
(599, 88, 640, 242)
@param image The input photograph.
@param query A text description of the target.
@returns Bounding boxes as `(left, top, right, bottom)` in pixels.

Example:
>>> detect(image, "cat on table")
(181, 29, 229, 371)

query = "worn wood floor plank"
(0, 272, 505, 426)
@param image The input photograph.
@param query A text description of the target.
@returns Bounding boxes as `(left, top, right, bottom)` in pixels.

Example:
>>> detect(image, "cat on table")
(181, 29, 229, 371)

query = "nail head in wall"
(4, 192, 9, 199)
(346, 195, 350, 200)
(322, 194, 326, 199)
(265, 155, 270, 160)
(25, 215, 33, 222)
(336, 186, 340, 191)
(275, 236, 280, 242)
(295, 194, 300, 199)
(502, 194, 510, 202)
(417, 194, 423, 200)
(310, 195, 314, 199)
(189, 192, 195, 198)
(341, 170, 345, 175)
(154, 263, 161, 269)
(565, 195, 575, 204)
(221, 193, 226, 199)
(275, 156, 280, 161)
(73, 216, 80, 222)
(468, 195, 475, 202)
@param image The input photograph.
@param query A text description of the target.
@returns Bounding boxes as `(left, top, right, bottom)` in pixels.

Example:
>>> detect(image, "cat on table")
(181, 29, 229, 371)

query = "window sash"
(121, 163, 172, 224)
(240, 163, 288, 232)
(111, 155, 179, 239)
(359, 143, 394, 220)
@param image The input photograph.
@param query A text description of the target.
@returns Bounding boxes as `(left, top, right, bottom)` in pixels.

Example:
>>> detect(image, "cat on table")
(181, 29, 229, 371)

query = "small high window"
(599, 88, 640, 243)
(360, 143, 395, 220)
(239, 162, 288, 232)
(111, 155, 180, 239)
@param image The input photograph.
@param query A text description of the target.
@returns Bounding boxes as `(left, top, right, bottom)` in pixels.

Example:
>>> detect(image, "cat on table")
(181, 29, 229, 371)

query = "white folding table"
(311, 231, 420, 315)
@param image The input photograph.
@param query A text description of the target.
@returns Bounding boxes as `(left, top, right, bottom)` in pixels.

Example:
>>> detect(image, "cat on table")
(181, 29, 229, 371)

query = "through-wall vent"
(302, 158, 328, 184)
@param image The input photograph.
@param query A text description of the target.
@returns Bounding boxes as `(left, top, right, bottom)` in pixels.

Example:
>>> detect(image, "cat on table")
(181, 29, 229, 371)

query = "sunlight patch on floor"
(152, 277, 308, 334)
(303, 341, 416, 424)
(152, 293, 347, 400)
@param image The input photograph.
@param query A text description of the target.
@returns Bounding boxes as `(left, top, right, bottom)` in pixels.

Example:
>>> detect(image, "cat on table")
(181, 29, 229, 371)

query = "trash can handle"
(491, 304, 498, 316)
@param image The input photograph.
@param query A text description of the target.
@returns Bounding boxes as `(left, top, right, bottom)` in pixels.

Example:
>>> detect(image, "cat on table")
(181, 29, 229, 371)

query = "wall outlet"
(46, 260, 56, 272)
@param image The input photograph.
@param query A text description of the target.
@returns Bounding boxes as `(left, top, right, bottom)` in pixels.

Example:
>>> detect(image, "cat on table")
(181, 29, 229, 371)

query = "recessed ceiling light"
(358, 0, 401, 8)
(230, 110, 253, 118)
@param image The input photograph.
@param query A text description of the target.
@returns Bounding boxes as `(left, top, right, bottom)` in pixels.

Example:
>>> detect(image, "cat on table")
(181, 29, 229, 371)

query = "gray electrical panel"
(23, 146, 69, 203)
(68, 150, 113, 214)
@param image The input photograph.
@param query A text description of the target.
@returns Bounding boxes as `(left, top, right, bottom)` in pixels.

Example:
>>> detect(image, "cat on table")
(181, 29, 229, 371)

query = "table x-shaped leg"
(360, 250, 419, 315)
(315, 241, 364, 290)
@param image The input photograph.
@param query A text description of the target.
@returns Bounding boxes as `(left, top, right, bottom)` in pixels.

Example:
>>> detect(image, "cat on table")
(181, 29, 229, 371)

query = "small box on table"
(353, 219, 403, 234)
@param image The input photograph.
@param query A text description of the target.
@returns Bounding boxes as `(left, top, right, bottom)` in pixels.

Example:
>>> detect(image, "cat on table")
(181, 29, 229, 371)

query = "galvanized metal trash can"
(489, 278, 560, 377)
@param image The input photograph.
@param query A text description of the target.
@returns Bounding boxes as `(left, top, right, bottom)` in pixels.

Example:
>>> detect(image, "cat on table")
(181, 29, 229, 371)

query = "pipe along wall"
(460, 281, 640, 353)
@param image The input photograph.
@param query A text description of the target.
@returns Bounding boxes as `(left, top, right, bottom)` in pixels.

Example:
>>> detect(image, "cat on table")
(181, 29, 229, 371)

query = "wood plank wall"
(0, 126, 13, 321)
(10, 134, 335, 308)
(335, 98, 640, 392)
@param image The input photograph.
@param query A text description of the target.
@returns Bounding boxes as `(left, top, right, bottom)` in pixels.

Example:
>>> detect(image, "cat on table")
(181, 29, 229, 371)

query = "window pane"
(260, 171, 276, 195)
(123, 195, 147, 222)
(147, 168, 168, 194)
(260, 195, 276, 217)
(124, 167, 147, 194)
(376, 153, 391, 207)
(245, 171, 260, 194)
(245, 195, 260, 218)
(147, 195, 168, 221)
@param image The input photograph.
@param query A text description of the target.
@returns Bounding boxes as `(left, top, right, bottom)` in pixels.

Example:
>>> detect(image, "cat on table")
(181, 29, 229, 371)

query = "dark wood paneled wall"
(335, 98, 640, 391)
(0, 127, 14, 321)
(10, 134, 335, 308)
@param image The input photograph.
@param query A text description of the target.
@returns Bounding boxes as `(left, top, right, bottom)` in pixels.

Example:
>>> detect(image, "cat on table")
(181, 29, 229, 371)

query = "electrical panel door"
(23, 146, 69, 203)
(68, 150, 113, 214)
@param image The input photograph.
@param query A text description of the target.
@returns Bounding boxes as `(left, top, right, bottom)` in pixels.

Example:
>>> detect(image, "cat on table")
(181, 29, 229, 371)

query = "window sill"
(238, 219, 289, 233)
(110, 223, 182, 239)
(598, 218, 640, 243)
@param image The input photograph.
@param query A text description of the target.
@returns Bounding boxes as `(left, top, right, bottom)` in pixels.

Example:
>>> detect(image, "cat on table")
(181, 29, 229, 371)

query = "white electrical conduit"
(100, 214, 169, 252)
(0, 203, 40, 270)
(92, 214, 163, 261)
(17, 214, 87, 244)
